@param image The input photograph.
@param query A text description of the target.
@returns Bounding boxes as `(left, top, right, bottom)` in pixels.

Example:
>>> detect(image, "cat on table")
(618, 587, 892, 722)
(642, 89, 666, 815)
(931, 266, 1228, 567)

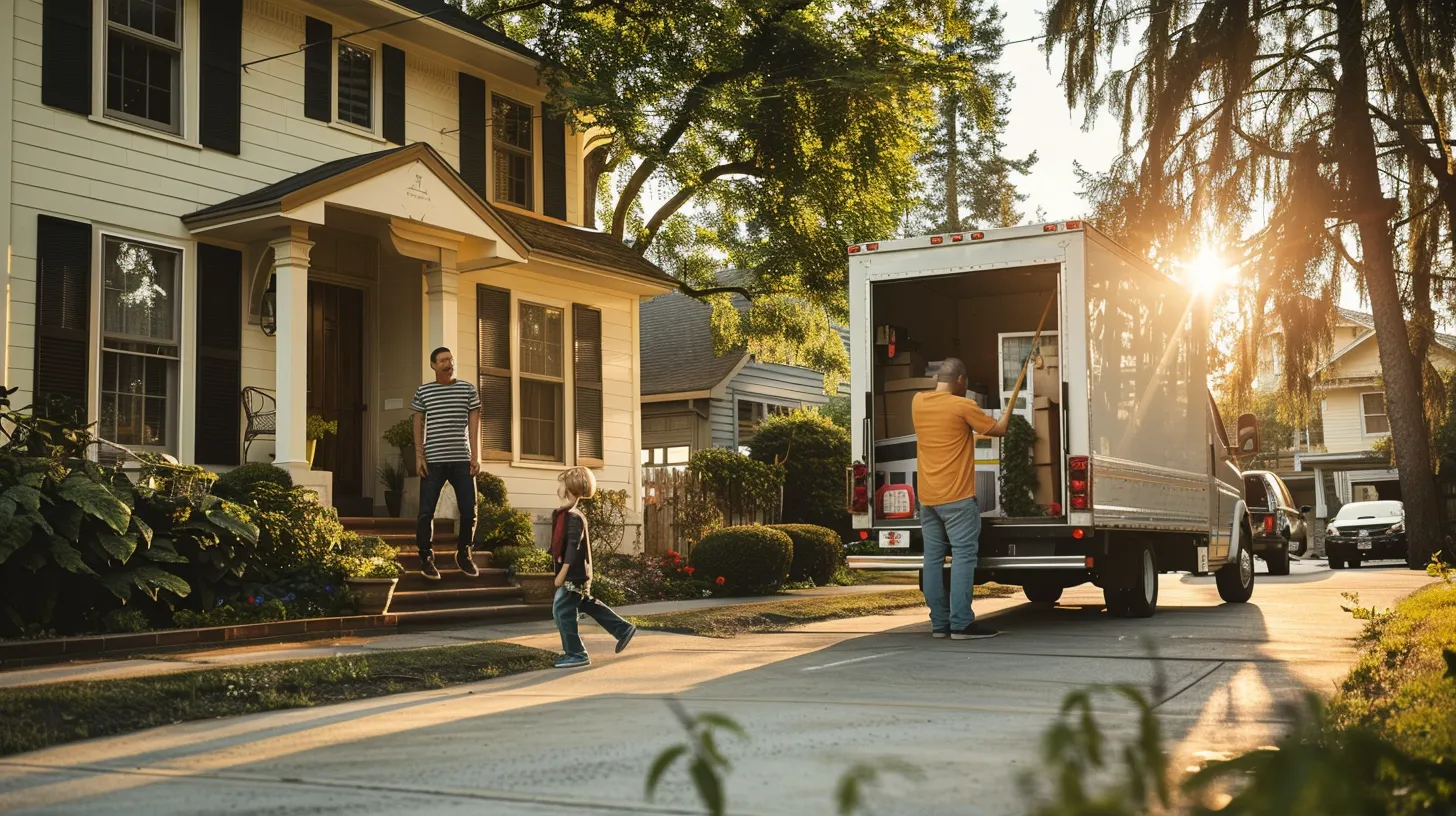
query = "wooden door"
(308, 281, 366, 507)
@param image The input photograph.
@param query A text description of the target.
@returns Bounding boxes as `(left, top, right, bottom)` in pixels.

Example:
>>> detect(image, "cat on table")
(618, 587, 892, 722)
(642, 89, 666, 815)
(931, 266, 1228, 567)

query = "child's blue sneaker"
(616, 625, 637, 654)
(553, 654, 590, 669)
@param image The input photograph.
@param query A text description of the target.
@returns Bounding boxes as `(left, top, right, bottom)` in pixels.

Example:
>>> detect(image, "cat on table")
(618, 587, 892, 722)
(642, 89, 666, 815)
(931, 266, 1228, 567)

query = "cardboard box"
(885, 350, 927, 374)
(1033, 364, 1062, 405)
(882, 377, 935, 438)
(877, 363, 913, 385)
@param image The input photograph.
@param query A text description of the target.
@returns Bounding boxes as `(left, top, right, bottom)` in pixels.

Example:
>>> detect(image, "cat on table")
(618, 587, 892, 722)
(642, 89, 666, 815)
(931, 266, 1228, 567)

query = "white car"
(1324, 500, 1406, 569)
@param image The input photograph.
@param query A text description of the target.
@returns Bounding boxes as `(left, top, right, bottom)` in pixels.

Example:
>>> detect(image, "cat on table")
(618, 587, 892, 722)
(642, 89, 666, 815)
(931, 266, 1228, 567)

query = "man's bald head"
(934, 357, 967, 396)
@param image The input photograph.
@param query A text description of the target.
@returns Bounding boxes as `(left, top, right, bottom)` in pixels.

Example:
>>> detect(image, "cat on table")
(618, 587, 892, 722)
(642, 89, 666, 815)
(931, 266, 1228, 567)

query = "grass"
(628, 585, 1016, 638)
(0, 641, 555, 757)
(1329, 578, 1456, 764)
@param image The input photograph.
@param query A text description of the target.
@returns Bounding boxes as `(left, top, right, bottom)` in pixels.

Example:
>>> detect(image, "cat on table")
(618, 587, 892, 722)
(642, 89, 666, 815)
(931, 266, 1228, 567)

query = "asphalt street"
(0, 559, 1434, 816)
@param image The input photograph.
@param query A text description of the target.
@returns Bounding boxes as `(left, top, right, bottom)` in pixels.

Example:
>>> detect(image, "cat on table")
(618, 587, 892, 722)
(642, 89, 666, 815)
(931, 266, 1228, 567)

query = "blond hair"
(558, 466, 597, 500)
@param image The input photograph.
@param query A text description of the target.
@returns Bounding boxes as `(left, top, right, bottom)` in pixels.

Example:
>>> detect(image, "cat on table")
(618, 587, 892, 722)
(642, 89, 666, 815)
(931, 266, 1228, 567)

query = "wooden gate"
(642, 466, 781, 556)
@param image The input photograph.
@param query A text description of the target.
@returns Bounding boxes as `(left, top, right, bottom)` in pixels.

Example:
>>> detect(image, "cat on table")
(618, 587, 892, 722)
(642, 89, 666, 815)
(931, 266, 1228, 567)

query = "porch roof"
(1295, 450, 1393, 471)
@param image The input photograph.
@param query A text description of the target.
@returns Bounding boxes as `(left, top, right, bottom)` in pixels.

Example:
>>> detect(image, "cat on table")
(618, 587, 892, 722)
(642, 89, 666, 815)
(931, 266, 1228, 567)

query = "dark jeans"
(416, 462, 476, 557)
(553, 586, 633, 658)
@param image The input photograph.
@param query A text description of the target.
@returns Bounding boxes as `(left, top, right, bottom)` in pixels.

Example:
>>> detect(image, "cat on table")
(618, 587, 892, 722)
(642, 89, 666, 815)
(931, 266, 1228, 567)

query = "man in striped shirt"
(412, 347, 482, 580)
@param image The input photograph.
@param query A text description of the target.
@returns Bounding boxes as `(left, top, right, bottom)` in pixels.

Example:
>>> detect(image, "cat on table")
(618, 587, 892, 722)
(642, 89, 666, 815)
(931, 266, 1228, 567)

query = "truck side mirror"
(1236, 413, 1260, 454)
(1299, 505, 1311, 514)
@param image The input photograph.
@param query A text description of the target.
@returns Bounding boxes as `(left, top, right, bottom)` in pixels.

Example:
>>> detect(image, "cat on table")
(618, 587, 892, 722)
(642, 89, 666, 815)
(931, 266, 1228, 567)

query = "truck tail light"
(1068, 456, 1091, 513)
(847, 463, 870, 514)
(1263, 515, 1275, 533)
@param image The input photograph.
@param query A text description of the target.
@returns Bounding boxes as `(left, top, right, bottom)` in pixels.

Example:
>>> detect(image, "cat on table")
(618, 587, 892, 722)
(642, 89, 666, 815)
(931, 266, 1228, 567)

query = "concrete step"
(340, 517, 454, 534)
(389, 585, 525, 612)
(378, 533, 464, 550)
(394, 548, 486, 572)
(396, 567, 511, 591)
(391, 603, 551, 627)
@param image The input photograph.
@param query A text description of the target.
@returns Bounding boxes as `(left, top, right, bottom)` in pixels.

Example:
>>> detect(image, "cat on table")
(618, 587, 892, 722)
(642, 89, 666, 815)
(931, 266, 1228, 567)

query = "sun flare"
(1184, 251, 1239, 295)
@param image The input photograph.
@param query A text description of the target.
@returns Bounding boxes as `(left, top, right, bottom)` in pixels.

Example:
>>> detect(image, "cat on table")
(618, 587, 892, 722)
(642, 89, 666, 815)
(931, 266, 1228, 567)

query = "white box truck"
(845, 221, 1259, 617)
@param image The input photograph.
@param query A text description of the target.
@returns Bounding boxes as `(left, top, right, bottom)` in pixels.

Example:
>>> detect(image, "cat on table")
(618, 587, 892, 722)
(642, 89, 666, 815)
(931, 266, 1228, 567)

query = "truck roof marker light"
(951, 234, 964, 242)
(847, 245, 861, 254)
(971, 232, 985, 240)
(1065, 220, 1083, 230)
(930, 236, 944, 245)
(1043, 224, 1059, 233)
(866, 242, 879, 251)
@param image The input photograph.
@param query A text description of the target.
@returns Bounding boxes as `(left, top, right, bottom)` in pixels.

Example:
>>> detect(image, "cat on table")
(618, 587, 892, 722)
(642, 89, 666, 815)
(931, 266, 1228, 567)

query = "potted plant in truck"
(377, 459, 406, 518)
(342, 554, 403, 614)
(493, 544, 556, 603)
(306, 415, 338, 467)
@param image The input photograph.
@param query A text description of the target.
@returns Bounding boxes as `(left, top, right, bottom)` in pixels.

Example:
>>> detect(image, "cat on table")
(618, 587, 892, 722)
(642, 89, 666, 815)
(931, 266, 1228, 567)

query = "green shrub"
(998, 414, 1043, 518)
(383, 418, 415, 459)
(306, 415, 338, 441)
(772, 524, 844, 586)
(214, 462, 293, 501)
(475, 501, 536, 549)
(749, 409, 850, 536)
(493, 545, 553, 575)
(590, 574, 628, 606)
(581, 489, 630, 557)
(689, 448, 785, 516)
(475, 471, 509, 507)
(691, 526, 794, 596)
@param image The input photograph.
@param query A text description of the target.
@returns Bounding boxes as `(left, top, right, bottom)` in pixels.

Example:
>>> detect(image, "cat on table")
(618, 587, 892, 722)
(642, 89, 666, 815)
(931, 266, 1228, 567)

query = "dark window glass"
(337, 42, 373, 128)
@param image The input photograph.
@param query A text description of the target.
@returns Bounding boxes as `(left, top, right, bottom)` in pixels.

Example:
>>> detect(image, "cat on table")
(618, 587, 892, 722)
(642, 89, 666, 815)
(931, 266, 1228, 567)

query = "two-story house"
(639, 289, 846, 466)
(0, 0, 674, 525)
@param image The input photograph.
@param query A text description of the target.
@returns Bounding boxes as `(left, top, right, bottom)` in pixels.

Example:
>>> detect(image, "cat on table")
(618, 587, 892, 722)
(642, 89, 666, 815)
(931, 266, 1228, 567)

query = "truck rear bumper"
(847, 555, 1091, 571)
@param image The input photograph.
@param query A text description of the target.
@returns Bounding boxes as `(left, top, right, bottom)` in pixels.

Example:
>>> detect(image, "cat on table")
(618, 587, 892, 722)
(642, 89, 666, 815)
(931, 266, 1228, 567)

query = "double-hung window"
(736, 399, 792, 449)
(337, 41, 373, 129)
(1362, 392, 1389, 436)
(519, 302, 564, 460)
(493, 95, 533, 208)
(105, 0, 182, 133)
(100, 237, 180, 451)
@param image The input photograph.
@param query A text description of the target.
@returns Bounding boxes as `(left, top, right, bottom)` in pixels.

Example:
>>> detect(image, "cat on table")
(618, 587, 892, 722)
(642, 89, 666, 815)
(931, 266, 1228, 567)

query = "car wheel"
(1328, 556, 1346, 570)
(1023, 582, 1063, 605)
(1216, 533, 1256, 604)
(1348, 556, 1361, 568)
(1266, 546, 1291, 576)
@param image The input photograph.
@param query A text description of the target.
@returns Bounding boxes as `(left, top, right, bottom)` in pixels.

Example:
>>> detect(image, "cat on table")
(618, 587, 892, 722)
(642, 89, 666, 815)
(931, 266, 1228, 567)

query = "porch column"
(424, 248, 459, 359)
(1313, 467, 1327, 518)
(270, 228, 314, 480)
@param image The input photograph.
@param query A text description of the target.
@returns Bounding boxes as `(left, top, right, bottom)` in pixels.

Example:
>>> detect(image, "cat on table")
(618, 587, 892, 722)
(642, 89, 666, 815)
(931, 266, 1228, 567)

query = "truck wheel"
(1023, 582, 1063, 605)
(1216, 543, 1256, 604)
(1104, 544, 1158, 618)
(1265, 545, 1291, 576)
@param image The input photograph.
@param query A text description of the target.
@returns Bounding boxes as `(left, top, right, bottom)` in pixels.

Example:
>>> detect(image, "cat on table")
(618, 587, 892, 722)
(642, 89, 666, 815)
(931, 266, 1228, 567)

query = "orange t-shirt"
(912, 390, 997, 506)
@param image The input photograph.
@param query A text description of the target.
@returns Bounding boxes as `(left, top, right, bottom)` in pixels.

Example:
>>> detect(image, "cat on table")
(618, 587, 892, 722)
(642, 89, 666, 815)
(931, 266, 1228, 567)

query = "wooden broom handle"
(996, 291, 1057, 429)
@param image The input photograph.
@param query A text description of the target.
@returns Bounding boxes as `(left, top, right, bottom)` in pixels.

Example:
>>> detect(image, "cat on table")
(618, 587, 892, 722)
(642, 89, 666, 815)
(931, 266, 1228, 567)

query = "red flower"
(684, 566, 695, 575)
(715, 576, 726, 585)
(672, 555, 681, 564)
(666, 550, 678, 558)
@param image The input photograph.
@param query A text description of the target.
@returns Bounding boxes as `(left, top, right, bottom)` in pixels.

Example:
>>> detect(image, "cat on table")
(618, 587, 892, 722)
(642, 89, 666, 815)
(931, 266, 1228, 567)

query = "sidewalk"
(0, 583, 934, 690)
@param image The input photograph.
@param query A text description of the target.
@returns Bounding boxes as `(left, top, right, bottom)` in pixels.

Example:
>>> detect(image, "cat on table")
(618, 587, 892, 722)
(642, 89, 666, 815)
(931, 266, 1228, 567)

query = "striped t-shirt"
(411, 379, 481, 463)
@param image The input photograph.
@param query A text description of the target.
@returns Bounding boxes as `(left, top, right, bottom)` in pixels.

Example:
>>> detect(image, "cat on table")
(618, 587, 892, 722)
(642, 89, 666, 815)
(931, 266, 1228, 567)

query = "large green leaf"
(141, 536, 189, 564)
(206, 505, 260, 545)
(56, 474, 131, 534)
(131, 566, 192, 601)
(0, 511, 31, 563)
(48, 537, 97, 576)
(96, 532, 138, 563)
(98, 573, 134, 603)
(3, 484, 43, 513)
(131, 515, 153, 547)
(47, 500, 84, 541)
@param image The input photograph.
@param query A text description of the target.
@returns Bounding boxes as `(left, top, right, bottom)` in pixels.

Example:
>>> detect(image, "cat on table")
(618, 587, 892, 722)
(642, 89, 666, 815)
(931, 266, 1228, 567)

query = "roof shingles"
(639, 292, 746, 397)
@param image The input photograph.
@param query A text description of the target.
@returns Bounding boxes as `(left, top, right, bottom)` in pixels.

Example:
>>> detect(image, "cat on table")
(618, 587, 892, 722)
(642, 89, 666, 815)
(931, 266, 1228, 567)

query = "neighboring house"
(1254, 308, 1456, 527)
(639, 291, 844, 465)
(0, 0, 675, 527)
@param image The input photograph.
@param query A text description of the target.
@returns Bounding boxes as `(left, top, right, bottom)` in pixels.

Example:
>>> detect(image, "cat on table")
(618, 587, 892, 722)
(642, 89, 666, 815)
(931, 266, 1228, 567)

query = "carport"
(1294, 450, 1400, 518)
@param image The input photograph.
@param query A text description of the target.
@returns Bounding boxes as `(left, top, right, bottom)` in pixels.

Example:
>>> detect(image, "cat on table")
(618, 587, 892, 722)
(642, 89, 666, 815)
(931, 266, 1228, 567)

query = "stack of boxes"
(876, 349, 932, 439)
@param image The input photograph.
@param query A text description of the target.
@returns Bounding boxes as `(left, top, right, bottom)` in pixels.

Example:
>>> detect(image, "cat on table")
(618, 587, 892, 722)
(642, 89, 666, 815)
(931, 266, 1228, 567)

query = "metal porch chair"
(242, 386, 276, 459)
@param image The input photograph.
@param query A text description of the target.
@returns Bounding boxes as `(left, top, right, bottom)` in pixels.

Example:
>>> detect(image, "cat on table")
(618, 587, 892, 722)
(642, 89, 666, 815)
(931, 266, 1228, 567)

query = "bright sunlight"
(1182, 250, 1240, 296)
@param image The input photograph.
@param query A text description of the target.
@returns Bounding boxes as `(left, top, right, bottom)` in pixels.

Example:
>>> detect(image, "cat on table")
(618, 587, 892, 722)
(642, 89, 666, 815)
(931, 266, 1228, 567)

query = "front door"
(308, 281, 366, 511)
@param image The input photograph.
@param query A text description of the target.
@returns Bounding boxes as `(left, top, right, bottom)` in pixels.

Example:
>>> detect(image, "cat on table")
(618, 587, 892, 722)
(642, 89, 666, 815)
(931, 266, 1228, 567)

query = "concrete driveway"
(0, 560, 1433, 815)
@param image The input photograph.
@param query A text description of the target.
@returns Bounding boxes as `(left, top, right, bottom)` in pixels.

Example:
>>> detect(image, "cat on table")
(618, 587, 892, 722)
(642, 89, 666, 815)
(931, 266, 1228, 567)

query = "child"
(550, 466, 636, 668)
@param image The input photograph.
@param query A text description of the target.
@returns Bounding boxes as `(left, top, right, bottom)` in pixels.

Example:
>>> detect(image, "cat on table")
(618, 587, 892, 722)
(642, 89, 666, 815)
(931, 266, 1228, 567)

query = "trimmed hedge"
(475, 471, 508, 507)
(691, 525, 794, 596)
(749, 409, 851, 538)
(773, 524, 844, 586)
(214, 462, 293, 501)
(475, 501, 535, 549)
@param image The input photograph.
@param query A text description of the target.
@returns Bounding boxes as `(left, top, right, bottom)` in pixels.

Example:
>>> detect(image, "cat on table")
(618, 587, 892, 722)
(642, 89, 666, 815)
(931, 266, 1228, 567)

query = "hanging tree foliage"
(1048, 0, 1456, 568)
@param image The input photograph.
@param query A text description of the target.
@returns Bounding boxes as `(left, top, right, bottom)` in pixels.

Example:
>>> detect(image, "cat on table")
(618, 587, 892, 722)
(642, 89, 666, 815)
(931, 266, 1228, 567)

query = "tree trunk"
(943, 90, 960, 232)
(1334, 0, 1444, 569)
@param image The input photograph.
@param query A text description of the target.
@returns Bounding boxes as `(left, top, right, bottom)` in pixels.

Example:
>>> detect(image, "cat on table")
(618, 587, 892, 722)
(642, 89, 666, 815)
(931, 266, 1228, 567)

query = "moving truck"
(845, 221, 1259, 617)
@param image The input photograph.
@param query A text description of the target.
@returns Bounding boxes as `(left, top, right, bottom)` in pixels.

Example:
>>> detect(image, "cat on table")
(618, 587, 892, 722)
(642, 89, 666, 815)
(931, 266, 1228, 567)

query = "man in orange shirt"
(912, 358, 1014, 640)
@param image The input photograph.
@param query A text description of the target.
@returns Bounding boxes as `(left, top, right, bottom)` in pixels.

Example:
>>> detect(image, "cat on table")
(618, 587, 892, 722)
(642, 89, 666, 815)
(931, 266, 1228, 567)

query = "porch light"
(261, 275, 277, 337)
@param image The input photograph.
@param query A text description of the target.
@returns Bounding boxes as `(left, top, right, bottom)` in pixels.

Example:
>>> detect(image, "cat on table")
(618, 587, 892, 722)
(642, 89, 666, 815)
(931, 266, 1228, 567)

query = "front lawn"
(0, 641, 554, 757)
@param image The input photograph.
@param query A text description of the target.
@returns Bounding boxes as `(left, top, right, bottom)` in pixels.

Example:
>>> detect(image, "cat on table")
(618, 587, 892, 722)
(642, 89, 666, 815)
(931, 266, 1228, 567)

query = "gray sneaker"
(553, 654, 590, 669)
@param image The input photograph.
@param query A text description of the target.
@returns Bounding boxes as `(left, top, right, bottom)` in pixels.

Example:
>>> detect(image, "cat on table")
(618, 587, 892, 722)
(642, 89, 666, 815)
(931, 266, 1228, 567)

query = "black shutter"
(304, 17, 332, 122)
(477, 285, 511, 455)
(542, 109, 568, 220)
(382, 45, 406, 145)
(194, 244, 243, 465)
(34, 215, 92, 423)
(573, 304, 603, 463)
(199, 0, 243, 154)
(458, 73, 486, 197)
(42, 0, 92, 115)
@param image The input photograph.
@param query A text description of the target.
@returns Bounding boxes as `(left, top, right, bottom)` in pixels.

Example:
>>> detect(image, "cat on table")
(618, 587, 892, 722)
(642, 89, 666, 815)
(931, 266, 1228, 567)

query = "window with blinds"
(337, 41, 373, 129)
(574, 305, 603, 464)
(476, 285, 512, 457)
(492, 95, 533, 208)
(520, 301, 564, 460)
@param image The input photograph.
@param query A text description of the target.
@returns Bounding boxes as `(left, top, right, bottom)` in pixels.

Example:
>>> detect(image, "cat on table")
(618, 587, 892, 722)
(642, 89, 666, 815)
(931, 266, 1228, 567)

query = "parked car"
(1242, 470, 1309, 576)
(1324, 500, 1406, 569)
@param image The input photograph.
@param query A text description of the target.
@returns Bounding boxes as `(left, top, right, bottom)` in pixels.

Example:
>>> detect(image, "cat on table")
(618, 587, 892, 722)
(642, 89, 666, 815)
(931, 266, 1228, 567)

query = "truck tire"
(1265, 544, 1291, 576)
(1023, 582, 1063, 605)
(1107, 544, 1158, 618)
(1216, 541, 1256, 604)
(1327, 554, 1346, 569)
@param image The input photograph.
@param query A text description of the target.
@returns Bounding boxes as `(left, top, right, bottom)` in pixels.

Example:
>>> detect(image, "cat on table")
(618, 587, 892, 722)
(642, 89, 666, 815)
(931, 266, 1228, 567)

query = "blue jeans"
(920, 496, 982, 631)
(416, 462, 476, 557)
(553, 586, 633, 658)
